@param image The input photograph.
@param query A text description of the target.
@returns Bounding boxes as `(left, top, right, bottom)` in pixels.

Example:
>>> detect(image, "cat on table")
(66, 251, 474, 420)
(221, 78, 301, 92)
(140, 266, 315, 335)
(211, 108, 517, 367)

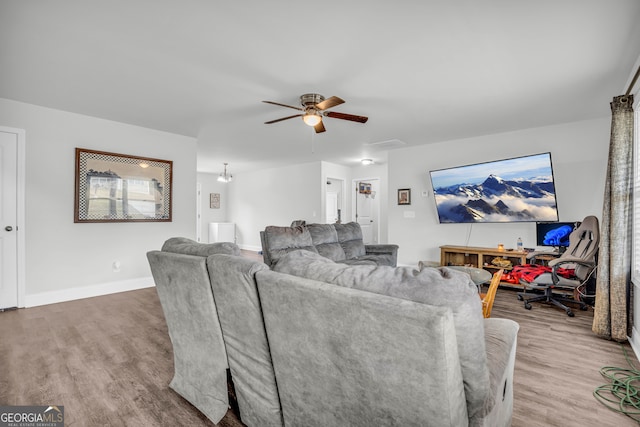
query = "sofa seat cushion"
(337, 257, 378, 266)
(273, 250, 493, 420)
(262, 225, 319, 265)
(362, 253, 396, 267)
(306, 223, 347, 261)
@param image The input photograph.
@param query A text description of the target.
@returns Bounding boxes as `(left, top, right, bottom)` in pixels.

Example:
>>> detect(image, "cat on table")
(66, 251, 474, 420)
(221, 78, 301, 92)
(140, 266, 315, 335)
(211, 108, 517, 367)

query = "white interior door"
(357, 191, 374, 243)
(326, 192, 338, 223)
(0, 130, 18, 309)
(353, 179, 380, 244)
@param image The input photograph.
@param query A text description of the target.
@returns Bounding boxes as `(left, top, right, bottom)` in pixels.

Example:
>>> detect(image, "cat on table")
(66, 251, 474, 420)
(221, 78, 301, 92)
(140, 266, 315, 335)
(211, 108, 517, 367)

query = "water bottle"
(517, 237, 523, 251)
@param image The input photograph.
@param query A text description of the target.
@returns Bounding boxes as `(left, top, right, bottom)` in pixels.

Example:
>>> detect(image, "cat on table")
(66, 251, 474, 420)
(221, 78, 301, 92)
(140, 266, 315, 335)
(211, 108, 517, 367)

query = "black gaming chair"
(516, 216, 599, 317)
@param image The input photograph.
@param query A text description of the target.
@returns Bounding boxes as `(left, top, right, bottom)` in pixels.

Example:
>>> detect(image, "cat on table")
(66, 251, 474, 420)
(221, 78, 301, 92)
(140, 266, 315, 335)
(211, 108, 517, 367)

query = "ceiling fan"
(262, 93, 368, 133)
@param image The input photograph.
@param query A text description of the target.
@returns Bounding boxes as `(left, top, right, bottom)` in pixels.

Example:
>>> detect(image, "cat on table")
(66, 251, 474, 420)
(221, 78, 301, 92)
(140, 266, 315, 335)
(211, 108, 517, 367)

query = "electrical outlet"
(112, 261, 121, 273)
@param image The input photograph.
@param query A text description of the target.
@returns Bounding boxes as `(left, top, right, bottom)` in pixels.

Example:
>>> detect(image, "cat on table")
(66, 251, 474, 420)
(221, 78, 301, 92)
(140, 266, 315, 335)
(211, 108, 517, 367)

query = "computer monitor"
(535, 221, 580, 253)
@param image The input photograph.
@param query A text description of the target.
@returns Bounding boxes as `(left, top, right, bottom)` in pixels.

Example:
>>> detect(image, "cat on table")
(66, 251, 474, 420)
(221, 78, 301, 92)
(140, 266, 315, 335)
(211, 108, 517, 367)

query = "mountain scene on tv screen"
(431, 155, 559, 223)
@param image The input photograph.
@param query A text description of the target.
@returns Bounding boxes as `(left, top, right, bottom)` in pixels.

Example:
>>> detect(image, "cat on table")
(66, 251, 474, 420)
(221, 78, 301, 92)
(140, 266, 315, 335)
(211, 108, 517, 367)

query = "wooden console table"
(440, 245, 528, 287)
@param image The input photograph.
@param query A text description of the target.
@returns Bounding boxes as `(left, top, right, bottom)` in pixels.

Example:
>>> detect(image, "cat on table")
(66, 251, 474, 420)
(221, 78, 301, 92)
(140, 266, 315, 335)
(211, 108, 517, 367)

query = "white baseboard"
(25, 277, 155, 308)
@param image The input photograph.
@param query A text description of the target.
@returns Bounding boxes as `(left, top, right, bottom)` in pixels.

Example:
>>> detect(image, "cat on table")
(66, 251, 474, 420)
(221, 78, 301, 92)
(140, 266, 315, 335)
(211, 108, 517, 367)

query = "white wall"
(228, 160, 392, 251)
(2, 95, 610, 305)
(0, 98, 197, 305)
(197, 172, 229, 242)
(388, 117, 610, 267)
(228, 162, 322, 251)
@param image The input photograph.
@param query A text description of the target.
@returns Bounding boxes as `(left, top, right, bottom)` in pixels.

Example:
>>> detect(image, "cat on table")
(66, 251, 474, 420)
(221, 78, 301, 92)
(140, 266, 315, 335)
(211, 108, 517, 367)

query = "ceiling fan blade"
(265, 114, 302, 124)
(262, 100, 304, 111)
(324, 111, 368, 123)
(314, 120, 326, 133)
(315, 96, 344, 111)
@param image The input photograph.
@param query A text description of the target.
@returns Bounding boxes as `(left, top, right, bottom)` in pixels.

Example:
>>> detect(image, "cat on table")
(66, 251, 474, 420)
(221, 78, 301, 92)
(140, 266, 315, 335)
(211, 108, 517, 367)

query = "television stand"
(439, 245, 528, 288)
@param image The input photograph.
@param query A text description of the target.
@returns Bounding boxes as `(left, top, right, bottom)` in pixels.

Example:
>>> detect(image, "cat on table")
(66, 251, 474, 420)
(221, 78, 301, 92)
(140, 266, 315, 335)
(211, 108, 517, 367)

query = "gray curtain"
(593, 95, 634, 342)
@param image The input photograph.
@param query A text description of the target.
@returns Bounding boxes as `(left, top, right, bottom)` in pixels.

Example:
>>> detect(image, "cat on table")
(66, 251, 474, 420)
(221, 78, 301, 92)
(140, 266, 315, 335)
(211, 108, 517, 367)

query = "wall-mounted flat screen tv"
(429, 152, 559, 223)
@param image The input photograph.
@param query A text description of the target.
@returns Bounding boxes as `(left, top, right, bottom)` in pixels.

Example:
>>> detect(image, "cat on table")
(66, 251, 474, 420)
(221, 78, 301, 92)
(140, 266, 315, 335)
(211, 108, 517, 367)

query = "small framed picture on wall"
(358, 182, 372, 194)
(398, 188, 411, 205)
(210, 193, 220, 209)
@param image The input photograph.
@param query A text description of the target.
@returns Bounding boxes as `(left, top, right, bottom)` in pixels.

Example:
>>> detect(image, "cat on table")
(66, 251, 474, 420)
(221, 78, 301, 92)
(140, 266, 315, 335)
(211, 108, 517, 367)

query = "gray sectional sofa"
(147, 237, 519, 427)
(260, 221, 399, 267)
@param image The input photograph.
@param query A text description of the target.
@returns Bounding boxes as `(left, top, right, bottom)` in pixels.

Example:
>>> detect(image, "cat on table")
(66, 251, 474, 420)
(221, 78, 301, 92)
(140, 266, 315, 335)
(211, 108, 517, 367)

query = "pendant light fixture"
(218, 163, 233, 183)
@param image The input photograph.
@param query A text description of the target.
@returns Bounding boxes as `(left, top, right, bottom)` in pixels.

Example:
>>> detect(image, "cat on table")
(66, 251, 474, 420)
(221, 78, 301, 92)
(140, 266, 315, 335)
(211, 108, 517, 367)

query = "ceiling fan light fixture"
(263, 94, 367, 134)
(302, 112, 322, 127)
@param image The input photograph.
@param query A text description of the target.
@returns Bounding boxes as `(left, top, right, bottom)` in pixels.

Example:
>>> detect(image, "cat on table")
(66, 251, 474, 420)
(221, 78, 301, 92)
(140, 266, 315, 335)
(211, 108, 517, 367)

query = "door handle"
(5, 226, 13, 232)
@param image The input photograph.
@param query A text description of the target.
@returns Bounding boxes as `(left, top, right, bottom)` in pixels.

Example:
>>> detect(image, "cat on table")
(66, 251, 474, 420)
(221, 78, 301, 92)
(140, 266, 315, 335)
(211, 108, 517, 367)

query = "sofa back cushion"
(256, 268, 468, 426)
(306, 223, 347, 262)
(207, 255, 284, 427)
(261, 225, 319, 267)
(334, 222, 366, 258)
(147, 251, 230, 423)
(273, 250, 492, 421)
(162, 237, 241, 257)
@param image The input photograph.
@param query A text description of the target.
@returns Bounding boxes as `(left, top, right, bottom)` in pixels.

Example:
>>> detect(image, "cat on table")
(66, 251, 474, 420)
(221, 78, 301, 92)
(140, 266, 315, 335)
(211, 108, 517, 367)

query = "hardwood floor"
(1, 258, 637, 426)
(492, 287, 637, 427)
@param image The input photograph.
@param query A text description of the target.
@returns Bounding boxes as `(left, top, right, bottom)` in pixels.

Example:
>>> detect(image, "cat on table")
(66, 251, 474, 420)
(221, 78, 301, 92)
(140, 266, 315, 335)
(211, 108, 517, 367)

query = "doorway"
(325, 178, 344, 224)
(0, 127, 25, 309)
(352, 178, 380, 244)
(196, 183, 202, 242)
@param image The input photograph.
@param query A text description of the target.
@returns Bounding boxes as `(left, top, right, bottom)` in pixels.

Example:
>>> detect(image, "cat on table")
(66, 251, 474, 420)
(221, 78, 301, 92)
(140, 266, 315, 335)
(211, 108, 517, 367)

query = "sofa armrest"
(365, 244, 399, 266)
(474, 318, 519, 427)
(365, 243, 399, 256)
(259, 231, 274, 267)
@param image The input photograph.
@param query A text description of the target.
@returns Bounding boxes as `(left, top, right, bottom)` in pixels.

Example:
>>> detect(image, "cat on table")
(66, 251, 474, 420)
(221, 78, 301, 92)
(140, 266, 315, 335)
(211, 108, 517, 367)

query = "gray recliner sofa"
(146, 238, 241, 424)
(260, 221, 399, 267)
(148, 237, 285, 426)
(148, 238, 519, 427)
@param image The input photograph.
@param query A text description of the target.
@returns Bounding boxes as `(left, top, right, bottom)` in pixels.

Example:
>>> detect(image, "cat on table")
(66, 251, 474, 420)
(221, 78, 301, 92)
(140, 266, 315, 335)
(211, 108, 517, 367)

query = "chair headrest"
(565, 216, 599, 261)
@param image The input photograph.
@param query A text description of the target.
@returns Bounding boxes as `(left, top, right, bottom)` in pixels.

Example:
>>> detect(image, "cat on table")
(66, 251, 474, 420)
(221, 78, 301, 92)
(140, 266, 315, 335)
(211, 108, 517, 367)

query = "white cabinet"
(208, 222, 235, 243)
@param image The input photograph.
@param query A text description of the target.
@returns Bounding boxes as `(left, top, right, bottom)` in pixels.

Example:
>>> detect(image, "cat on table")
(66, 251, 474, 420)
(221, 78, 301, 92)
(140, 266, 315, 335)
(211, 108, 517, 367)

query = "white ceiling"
(2, 1, 640, 175)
